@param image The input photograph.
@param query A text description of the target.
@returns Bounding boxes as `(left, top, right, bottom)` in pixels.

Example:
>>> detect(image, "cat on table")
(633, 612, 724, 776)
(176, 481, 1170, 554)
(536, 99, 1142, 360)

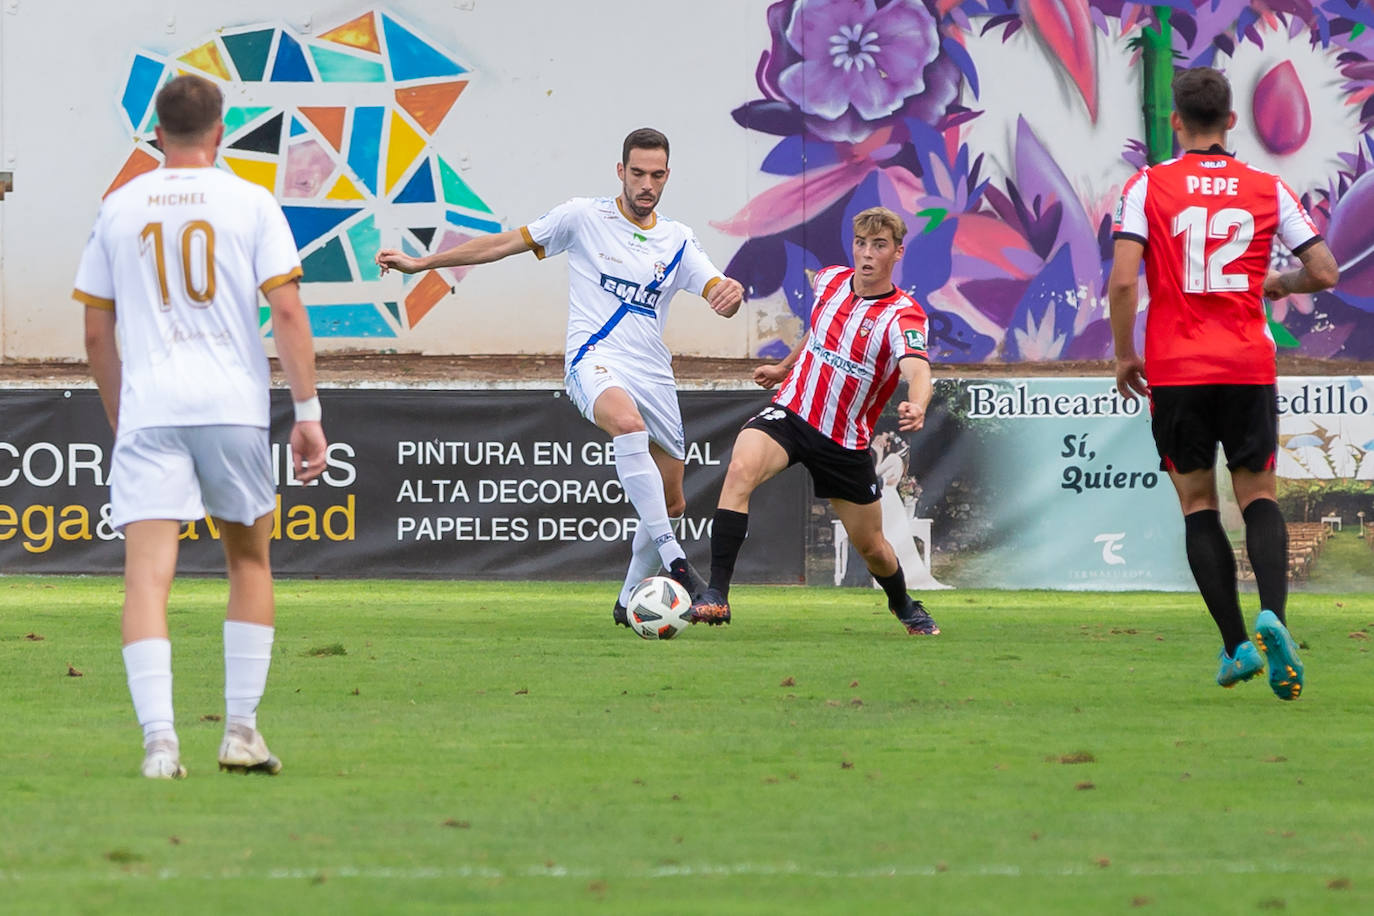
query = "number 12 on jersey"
(1171, 205, 1254, 294)
(138, 220, 217, 309)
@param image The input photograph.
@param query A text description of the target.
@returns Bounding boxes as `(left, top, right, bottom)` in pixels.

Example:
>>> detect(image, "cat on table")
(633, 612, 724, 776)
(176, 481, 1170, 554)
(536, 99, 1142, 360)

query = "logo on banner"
(1094, 532, 1127, 566)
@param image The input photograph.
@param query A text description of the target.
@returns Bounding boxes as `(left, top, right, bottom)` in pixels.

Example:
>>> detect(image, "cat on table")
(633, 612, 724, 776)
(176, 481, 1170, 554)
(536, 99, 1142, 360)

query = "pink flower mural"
(723, 0, 1374, 363)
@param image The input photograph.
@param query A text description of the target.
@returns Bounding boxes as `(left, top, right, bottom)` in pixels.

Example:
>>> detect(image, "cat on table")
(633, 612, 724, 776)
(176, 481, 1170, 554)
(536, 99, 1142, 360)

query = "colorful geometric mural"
(106, 10, 495, 339)
(720, 0, 1374, 363)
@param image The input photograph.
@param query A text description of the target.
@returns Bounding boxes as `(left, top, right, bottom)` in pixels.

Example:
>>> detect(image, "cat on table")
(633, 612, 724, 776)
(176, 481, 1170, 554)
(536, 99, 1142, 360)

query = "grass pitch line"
(2, 861, 1367, 883)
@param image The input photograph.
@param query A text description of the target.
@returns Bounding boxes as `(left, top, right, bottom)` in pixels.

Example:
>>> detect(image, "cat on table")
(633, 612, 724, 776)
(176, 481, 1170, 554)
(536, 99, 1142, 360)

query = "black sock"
(1243, 498, 1289, 624)
(1184, 509, 1247, 653)
(871, 566, 909, 612)
(708, 509, 749, 599)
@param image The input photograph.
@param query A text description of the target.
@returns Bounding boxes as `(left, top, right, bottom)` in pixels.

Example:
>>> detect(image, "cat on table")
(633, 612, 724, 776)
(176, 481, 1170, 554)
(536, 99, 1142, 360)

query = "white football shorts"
(564, 360, 686, 459)
(110, 425, 274, 529)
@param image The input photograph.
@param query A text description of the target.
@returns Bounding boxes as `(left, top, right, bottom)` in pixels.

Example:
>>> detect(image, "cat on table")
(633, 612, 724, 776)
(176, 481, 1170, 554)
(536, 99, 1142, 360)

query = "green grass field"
(3, 578, 1373, 914)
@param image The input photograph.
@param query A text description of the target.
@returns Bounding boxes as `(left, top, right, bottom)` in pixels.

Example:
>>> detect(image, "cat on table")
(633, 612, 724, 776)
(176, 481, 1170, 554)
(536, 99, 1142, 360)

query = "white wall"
(0, 1, 779, 359)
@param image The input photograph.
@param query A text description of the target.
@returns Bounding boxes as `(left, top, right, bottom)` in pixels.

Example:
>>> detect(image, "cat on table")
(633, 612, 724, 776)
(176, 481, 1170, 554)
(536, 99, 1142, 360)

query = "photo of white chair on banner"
(833, 432, 949, 590)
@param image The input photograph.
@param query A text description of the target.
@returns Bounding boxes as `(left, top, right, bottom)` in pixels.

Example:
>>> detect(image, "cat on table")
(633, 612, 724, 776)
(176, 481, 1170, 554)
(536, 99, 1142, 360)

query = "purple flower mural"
(723, 0, 1374, 363)
(742, 0, 962, 144)
(767, 0, 957, 141)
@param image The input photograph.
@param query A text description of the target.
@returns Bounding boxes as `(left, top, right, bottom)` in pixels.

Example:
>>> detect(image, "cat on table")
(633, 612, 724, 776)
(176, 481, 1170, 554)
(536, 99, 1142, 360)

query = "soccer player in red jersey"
(1108, 67, 1339, 699)
(690, 207, 939, 635)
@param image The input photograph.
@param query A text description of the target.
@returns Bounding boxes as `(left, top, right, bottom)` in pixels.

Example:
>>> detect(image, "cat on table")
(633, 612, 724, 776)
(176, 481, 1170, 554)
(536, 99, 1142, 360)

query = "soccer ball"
(625, 576, 693, 640)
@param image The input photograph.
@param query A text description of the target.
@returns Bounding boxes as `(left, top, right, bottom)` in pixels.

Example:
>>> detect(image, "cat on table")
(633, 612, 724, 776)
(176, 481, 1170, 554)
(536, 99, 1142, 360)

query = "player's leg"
(575, 363, 706, 601)
(689, 427, 790, 624)
(189, 426, 283, 772)
(648, 437, 707, 596)
(587, 385, 688, 570)
(111, 427, 202, 779)
(706, 406, 801, 603)
(800, 418, 937, 635)
(1232, 467, 1301, 699)
(831, 498, 939, 635)
(1153, 386, 1262, 686)
(215, 513, 284, 772)
(615, 443, 698, 622)
(1222, 384, 1289, 623)
(1233, 468, 1287, 620)
(1223, 385, 1300, 699)
(614, 521, 658, 626)
(122, 519, 188, 778)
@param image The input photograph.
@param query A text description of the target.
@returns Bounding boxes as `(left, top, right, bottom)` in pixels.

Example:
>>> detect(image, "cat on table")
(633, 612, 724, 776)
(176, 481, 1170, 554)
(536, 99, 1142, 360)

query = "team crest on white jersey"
(652, 261, 667, 283)
(859, 317, 875, 338)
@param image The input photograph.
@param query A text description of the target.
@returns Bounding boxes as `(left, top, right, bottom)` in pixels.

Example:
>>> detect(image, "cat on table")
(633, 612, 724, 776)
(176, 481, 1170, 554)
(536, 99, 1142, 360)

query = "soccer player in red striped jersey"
(690, 207, 939, 635)
(1108, 67, 1338, 700)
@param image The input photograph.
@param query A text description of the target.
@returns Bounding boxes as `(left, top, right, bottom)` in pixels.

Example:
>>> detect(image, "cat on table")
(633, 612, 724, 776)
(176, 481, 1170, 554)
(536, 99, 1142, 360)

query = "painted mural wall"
(2, 1, 1373, 363)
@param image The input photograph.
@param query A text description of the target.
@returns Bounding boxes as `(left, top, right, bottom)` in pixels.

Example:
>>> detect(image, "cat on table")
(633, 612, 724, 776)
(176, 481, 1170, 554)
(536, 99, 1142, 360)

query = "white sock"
(612, 431, 684, 568)
(618, 521, 661, 606)
(123, 638, 175, 747)
(224, 620, 274, 731)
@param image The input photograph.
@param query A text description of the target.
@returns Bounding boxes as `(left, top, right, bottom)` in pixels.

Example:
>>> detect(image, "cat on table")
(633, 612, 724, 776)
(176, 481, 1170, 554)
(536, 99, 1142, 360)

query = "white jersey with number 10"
(73, 168, 302, 433)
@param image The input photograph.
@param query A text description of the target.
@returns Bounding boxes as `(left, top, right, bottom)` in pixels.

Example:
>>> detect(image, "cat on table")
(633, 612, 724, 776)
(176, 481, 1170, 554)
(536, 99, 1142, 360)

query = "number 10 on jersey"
(139, 221, 217, 309)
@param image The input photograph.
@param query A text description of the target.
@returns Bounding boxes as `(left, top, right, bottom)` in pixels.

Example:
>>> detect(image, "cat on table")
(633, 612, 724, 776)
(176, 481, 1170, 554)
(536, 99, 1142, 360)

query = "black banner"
(0, 389, 807, 581)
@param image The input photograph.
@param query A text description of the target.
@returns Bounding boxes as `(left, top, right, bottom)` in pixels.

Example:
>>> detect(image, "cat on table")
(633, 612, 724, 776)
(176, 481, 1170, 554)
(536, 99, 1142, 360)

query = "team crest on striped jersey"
(859, 318, 875, 337)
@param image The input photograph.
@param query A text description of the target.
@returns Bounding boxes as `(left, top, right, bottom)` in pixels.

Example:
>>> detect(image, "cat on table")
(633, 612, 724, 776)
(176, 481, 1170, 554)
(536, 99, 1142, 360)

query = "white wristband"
(293, 395, 322, 422)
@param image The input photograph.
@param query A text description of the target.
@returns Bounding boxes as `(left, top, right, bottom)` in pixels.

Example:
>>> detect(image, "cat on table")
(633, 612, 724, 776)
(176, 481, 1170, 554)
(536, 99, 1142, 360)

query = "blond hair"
(852, 207, 907, 244)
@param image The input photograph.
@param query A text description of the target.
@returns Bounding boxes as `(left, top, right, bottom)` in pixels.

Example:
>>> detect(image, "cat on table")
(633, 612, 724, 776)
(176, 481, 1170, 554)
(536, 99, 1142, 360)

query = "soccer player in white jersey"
(73, 75, 327, 779)
(375, 129, 744, 624)
(690, 207, 940, 636)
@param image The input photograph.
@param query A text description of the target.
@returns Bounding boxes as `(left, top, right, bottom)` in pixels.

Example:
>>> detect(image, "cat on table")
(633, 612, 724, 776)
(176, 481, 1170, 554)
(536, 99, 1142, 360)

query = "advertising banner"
(0, 388, 808, 581)
(5, 379, 1369, 590)
(875, 376, 1374, 591)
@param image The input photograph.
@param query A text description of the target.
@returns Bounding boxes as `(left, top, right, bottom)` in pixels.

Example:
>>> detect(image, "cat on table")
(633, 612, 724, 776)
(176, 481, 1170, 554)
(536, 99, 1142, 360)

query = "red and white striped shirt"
(773, 265, 930, 449)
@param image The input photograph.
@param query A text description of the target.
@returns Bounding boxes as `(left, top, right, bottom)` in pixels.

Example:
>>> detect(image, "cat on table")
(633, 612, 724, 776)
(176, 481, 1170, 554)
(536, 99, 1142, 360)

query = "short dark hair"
(1172, 67, 1232, 132)
(155, 75, 223, 140)
(622, 128, 669, 165)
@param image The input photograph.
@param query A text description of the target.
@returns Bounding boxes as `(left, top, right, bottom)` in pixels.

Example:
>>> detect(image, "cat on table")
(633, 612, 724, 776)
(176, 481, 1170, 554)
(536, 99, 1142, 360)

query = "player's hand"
(291, 420, 328, 483)
(707, 277, 744, 317)
(897, 400, 926, 432)
(753, 363, 789, 389)
(375, 249, 424, 276)
(1262, 269, 1287, 299)
(1115, 355, 1149, 400)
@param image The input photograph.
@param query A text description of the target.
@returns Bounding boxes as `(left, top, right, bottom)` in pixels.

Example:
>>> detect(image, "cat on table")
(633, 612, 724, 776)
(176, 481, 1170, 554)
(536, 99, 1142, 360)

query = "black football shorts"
(743, 405, 881, 504)
(1149, 384, 1278, 474)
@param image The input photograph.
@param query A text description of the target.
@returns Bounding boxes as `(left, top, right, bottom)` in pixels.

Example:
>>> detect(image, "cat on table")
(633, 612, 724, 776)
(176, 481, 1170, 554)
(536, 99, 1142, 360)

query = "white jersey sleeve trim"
(1275, 178, 1321, 253)
(1113, 169, 1149, 242)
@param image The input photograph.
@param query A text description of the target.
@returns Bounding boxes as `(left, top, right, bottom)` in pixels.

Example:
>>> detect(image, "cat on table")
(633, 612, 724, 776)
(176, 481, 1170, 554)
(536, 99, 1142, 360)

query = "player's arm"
(1263, 240, 1339, 298)
(83, 306, 120, 432)
(265, 279, 328, 483)
(1107, 238, 1149, 400)
(679, 229, 744, 317)
(375, 228, 531, 275)
(896, 355, 932, 433)
(701, 276, 744, 317)
(754, 332, 807, 389)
